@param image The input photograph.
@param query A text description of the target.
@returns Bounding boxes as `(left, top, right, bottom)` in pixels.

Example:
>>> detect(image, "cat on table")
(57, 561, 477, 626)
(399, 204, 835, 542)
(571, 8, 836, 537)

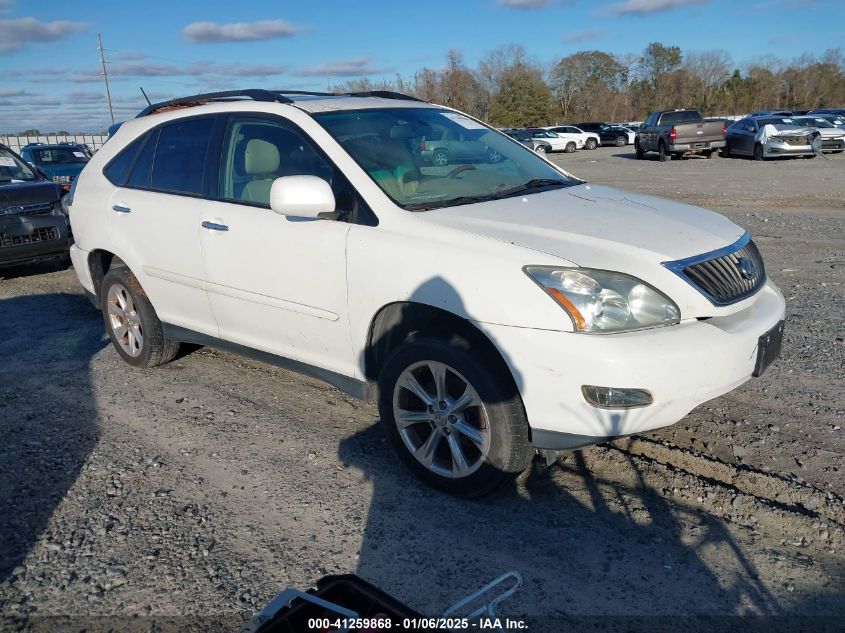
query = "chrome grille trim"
(663, 232, 766, 306)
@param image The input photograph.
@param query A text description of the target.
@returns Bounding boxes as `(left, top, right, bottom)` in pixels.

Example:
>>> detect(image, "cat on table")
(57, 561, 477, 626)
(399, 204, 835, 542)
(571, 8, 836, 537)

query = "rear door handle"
(112, 204, 131, 213)
(202, 220, 229, 231)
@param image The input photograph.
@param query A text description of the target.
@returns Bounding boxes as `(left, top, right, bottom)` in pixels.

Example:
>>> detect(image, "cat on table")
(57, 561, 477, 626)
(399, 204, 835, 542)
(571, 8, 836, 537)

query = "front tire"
(614, 135, 627, 147)
(585, 138, 597, 150)
(378, 335, 532, 498)
(101, 267, 180, 368)
(753, 143, 764, 161)
(635, 140, 644, 160)
(564, 141, 576, 153)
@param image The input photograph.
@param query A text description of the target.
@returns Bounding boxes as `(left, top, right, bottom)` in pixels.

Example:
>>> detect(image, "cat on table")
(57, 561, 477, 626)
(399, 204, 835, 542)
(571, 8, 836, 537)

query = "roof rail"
(345, 90, 424, 102)
(136, 88, 425, 118)
(137, 89, 294, 118)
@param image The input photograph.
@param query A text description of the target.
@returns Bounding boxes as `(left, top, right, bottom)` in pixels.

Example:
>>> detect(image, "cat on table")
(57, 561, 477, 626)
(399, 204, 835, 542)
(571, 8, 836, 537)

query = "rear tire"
(564, 141, 576, 153)
(535, 145, 547, 155)
(658, 142, 667, 162)
(614, 135, 627, 147)
(433, 150, 448, 166)
(635, 140, 644, 160)
(707, 149, 718, 159)
(101, 266, 180, 368)
(378, 335, 532, 498)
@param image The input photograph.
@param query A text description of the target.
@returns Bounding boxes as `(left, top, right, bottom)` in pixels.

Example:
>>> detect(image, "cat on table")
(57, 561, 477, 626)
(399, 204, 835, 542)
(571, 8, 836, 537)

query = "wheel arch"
(364, 301, 520, 397)
(87, 249, 128, 298)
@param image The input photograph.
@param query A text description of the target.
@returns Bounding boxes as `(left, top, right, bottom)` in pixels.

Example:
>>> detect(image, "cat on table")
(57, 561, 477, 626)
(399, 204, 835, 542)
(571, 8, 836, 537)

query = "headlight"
(524, 266, 681, 333)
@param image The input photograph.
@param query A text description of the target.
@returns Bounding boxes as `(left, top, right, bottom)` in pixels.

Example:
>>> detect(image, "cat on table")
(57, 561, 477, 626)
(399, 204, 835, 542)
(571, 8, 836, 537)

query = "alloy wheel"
(106, 283, 143, 357)
(392, 360, 491, 478)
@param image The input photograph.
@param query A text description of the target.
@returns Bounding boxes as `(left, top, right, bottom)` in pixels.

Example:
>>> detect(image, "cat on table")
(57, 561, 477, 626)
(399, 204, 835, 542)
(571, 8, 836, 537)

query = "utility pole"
(98, 33, 115, 125)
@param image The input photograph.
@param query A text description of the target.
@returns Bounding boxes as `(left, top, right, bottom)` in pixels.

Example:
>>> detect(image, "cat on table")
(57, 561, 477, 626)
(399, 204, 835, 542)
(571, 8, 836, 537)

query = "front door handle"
(202, 220, 229, 231)
(112, 204, 131, 213)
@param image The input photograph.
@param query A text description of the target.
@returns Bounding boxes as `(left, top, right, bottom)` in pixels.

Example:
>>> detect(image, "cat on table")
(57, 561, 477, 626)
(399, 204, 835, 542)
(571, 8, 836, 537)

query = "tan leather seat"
(241, 139, 280, 204)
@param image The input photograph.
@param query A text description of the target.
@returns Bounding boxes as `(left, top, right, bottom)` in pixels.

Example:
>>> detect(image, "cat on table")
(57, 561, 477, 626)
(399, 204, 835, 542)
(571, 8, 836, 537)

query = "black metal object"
(137, 89, 424, 118)
(242, 574, 432, 633)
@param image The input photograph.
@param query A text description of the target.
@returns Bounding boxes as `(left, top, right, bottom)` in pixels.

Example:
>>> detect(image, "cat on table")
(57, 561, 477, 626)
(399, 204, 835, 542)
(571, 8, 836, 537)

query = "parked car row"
(632, 107, 845, 161)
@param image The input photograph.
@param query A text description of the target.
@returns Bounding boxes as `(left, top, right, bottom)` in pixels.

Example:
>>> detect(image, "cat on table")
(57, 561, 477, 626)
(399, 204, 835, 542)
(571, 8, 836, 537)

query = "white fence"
(1, 134, 108, 154)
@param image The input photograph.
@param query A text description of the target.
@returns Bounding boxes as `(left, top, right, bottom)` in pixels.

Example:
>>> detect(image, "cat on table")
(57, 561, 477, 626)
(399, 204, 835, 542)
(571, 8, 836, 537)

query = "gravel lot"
(1, 148, 843, 632)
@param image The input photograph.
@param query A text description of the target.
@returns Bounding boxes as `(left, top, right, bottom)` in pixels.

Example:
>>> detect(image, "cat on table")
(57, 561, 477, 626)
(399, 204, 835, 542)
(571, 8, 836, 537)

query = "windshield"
(28, 146, 89, 164)
(757, 117, 804, 128)
(313, 107, 580, 211)
(0, 148, 39, 183)
(796, 118, 835, 128)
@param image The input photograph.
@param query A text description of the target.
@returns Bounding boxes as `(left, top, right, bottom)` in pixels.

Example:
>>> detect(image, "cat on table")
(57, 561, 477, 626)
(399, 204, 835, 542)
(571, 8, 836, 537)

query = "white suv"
(68, 89, 786, 497)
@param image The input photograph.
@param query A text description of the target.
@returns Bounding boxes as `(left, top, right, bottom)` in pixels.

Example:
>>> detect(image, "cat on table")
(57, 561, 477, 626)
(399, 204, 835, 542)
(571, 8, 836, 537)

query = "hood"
(420, 183, 742, 267)
(0, 180, 62, 209)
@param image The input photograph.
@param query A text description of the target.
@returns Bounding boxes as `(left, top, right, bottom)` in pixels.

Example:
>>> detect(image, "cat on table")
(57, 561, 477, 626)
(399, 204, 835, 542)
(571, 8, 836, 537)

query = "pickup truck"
(635, 109, 726, 161)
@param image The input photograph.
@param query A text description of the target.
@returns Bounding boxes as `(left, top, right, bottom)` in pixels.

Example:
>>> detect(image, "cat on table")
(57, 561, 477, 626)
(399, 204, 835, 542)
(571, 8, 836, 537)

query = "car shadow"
(0, 292, 106, 582)
(337, 274, 797, 631)
(0, 257, 70, 281)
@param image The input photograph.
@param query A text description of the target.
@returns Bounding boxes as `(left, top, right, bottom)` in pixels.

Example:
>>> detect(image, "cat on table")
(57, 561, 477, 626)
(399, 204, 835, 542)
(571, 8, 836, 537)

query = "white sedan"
(545, 126, 600, 150)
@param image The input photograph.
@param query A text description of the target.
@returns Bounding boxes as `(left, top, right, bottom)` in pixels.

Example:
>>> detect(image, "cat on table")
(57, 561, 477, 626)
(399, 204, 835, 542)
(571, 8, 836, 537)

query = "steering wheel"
(446, 164, 476, 179)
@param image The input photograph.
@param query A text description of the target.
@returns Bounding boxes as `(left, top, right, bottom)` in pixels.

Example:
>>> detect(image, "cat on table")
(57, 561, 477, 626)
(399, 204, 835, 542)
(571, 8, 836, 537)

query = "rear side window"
(104, 135, 145, 185)
(127, 131, 157, 188)
(150, 118, 214, 195)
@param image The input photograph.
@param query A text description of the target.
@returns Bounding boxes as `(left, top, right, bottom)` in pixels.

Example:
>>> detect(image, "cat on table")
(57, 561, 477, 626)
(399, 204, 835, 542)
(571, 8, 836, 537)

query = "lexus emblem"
(738, 257, 756, 280)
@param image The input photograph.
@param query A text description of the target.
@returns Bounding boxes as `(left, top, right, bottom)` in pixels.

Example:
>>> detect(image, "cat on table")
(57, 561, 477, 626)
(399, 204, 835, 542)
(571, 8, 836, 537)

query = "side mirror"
(269, 175, 336, 219)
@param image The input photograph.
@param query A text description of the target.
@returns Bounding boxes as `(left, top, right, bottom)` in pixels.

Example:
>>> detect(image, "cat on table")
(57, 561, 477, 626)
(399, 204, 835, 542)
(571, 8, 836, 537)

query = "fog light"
(582, 385, 653, 409)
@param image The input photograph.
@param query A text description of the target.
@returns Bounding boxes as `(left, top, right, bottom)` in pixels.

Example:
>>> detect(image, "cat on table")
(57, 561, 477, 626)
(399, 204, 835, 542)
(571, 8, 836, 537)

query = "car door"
(198, 113, 354, 376)
(107, 116, 219, 335)
(736, 120, 756, 154)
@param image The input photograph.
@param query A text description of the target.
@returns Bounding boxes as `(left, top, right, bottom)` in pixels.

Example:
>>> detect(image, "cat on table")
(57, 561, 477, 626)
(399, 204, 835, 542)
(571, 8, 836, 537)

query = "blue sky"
(0, 0, 841, 132)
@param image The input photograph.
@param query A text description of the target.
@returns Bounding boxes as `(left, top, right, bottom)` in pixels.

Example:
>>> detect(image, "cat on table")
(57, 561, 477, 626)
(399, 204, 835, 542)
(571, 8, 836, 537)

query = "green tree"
(490, 63, 552, 127)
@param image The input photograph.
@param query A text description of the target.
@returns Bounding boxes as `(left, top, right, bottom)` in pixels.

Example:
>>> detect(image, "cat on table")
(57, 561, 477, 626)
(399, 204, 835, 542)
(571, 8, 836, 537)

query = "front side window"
(218, 117, 336, 206)
(150, 117, 214, 195)
(314, 108, 580, 211)
(0, 147, 39, 183)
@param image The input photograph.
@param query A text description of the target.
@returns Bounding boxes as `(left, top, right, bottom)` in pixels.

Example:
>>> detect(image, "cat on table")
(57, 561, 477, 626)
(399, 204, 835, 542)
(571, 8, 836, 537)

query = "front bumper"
(0, 212, 70, 267)
(763, 141, 814, 157)
(477, 281, 786, 449)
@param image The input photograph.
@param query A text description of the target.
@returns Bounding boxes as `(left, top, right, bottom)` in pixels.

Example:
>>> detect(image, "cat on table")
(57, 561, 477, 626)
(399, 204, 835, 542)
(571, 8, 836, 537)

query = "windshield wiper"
(404, 179, 572, 212)
(496, 178, 571, 197)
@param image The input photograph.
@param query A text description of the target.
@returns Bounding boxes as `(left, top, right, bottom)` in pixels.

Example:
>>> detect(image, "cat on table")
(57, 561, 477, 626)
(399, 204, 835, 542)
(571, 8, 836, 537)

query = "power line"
(98, 33, 115, 125)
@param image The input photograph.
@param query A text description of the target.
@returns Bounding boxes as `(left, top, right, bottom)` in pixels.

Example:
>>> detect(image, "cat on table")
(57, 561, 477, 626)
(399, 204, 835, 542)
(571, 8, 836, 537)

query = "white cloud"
(70, 61, 287, 83)
(605, 0, 709, 15)
(0, 17, 86, 53)
(296, 57, 393, 77)
(562, 29, 607, 43)
(498, 0, 555, 7)
(183, 19, 304, 43)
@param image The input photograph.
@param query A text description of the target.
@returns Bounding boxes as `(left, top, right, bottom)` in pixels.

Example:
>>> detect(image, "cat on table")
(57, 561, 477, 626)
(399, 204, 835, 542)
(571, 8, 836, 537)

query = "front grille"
(664, 234, 766, 306)
(821, 138, 844, 149)
(0, 227, 58, 248)
(0, 202, 54, 217)
(782, 136, 807, 146)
